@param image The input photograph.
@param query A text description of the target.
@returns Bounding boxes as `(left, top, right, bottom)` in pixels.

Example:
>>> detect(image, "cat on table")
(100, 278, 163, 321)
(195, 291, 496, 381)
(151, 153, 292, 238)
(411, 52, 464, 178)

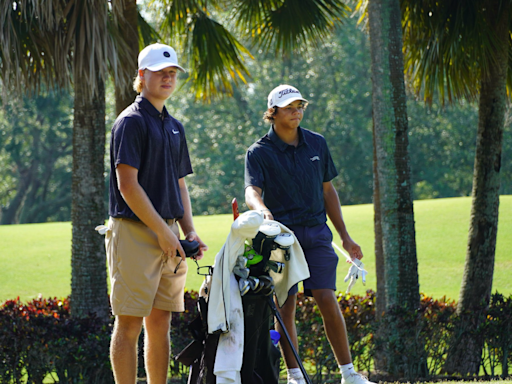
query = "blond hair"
(133, 73, 143, 94)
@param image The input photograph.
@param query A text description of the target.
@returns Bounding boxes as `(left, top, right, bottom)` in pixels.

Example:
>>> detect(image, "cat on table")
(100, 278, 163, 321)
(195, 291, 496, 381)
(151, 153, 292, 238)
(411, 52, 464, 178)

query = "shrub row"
(295, 290, 512, 382)
(0, 297, 113, 384)
(1, 291, 511, 383)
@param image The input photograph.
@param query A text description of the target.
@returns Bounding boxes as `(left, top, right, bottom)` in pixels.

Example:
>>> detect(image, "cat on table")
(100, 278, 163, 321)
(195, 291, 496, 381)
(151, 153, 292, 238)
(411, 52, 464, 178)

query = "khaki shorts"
(105, 217, 188, 317)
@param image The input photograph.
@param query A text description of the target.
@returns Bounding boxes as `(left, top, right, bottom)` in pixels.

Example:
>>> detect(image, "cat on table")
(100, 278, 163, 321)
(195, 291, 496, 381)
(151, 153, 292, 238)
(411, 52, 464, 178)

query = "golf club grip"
(177, 239, 200, 258)
(232, 197, 239, 220)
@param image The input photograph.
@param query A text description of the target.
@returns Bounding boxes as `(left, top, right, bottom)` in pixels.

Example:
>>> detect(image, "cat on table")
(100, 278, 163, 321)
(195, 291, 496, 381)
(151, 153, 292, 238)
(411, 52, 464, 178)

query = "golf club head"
(239, 278, 250, 296)
(233, 265, 250, 279)
(258, 222, 280, 237)
(248, 276, 260, 291)
(237, 255, 248, 268)
(274, 233, 294, 248)
(266, 260, 285, 274)
(258, 275, 274, 296)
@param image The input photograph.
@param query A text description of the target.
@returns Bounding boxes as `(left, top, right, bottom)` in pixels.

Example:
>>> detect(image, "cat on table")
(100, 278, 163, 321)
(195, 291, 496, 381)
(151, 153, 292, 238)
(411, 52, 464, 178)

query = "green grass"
(0, 196, 511, 303)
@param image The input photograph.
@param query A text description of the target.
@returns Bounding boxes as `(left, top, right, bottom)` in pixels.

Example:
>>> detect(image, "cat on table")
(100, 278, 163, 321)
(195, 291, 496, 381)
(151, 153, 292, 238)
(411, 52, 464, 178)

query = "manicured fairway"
(0, 196, 510, 303)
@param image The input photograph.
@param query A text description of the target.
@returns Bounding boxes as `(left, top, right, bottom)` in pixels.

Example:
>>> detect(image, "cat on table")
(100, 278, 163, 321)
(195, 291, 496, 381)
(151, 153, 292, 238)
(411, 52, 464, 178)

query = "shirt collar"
(135, 95, 170, 118)
(268, 125, 307, 152)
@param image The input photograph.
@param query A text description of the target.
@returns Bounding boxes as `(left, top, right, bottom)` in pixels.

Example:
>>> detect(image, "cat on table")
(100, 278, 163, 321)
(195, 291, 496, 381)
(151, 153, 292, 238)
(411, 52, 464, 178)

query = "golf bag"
(175, 212, 310, 384)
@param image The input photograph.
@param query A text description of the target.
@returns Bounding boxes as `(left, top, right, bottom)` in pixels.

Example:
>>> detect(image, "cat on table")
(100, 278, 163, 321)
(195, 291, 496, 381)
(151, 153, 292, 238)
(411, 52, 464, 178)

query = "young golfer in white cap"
(245, 85, 375, 384)
(106, 43, 207, 384)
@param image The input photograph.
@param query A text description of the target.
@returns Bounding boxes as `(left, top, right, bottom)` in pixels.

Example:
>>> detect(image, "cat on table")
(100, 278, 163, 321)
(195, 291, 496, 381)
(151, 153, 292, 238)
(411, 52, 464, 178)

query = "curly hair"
(262, 103, 308, 124)
(263, 107, 278, 124)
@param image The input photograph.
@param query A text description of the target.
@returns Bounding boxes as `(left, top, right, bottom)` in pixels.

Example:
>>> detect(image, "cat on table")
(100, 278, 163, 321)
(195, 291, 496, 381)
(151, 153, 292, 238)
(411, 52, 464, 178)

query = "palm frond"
(232, 0, 350, 55)
(402, 0, 507, 104)
(186, 10, 253, 101)
(0, 0, 69, 94)
(156, 0, 204, 38)
(138, 10, 161, 50)
(0, 0, 139, 102)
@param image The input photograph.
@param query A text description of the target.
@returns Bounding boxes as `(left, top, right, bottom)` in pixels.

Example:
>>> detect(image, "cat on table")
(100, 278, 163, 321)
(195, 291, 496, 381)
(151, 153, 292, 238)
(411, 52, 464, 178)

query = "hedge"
(1, 291, 511, 383)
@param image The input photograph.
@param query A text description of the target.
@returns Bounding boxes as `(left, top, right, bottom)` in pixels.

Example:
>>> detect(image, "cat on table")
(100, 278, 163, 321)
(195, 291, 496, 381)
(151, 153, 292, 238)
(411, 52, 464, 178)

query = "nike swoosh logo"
(172, 130, 179, 134)
(310, 156, 320, 161)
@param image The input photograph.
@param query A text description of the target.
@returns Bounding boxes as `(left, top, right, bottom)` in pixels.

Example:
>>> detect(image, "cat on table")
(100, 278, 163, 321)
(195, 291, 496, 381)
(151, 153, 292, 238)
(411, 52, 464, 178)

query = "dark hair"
(262, 103, 308, 124)
(263, 107, 278, 124)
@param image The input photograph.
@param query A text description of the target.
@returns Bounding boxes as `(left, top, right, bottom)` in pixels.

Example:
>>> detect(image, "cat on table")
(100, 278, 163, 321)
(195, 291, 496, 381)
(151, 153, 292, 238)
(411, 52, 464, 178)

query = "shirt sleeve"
(112, 116, 145, 170)
(245, 147, 265, 190)
(177, 121, 193, 178)
(322, 139, 338, 182)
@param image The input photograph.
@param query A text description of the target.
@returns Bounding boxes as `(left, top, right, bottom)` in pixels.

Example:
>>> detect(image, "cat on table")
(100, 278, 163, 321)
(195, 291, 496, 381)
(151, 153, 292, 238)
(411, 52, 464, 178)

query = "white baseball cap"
(267, 84, 308, 109)
(138, 43, 186, 72)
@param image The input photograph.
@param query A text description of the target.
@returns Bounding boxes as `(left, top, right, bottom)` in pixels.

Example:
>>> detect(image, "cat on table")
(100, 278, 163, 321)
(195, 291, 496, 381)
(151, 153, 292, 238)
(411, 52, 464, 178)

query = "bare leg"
(110, 315, 144, 384)
(311, 289, 352, 365)
(144, 307, 172, 384)
(276, 293, 300, 369)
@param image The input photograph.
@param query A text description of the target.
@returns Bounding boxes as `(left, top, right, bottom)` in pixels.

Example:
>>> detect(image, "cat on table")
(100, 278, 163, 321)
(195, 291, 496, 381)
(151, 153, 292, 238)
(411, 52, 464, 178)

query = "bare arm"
(177, 178, 207, 260)
(245, 185, 274, 220)
(323, 181, 363, 260)
(116, 163, 185, 260)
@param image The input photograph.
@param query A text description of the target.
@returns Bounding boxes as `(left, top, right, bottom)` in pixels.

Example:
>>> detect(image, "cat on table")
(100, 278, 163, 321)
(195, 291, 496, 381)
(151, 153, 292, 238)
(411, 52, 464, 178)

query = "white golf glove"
(344, 258, 367, 293)
(95, 225, 109, 235)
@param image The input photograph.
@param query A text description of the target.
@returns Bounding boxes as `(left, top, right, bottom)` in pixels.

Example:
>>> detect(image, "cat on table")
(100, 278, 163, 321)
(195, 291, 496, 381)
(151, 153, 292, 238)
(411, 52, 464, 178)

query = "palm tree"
(365, 0, 423, 377)
(401, 0, 511, 374)
(0, 0, 132, 319)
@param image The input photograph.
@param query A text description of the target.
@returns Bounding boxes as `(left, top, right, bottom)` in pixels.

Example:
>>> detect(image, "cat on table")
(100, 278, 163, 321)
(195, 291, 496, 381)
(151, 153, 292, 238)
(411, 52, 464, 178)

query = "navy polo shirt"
(109, 96, 193, 221)
(245, 126, 338, 227)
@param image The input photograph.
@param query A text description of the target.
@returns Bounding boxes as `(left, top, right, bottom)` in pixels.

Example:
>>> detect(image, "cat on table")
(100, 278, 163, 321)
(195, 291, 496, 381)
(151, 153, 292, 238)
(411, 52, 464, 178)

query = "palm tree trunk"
(70, 73, 109, 319)
(115, 0, 139, 116)
(444, 0, 509, 375)
(368, 0, 423, 377)
(372, 117, 388, 372)
(373, 121, 386, 319)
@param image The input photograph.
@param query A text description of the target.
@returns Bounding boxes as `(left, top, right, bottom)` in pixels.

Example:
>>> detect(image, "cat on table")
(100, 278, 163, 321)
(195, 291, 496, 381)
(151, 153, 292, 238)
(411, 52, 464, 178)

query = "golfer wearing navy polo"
(106, 43, 207, 384)
(245, 85, 374, 384)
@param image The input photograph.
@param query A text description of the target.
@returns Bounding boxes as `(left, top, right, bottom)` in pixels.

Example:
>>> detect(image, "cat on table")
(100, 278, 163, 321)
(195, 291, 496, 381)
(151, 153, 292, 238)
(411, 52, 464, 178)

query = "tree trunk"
(70, 73, 109, 319)
(372, 117, 388, 373)
(373, 121, 386, 319)
(368, 0, 423, 378)
(444, 0, 509, 375)
(115, 0, 139, 116)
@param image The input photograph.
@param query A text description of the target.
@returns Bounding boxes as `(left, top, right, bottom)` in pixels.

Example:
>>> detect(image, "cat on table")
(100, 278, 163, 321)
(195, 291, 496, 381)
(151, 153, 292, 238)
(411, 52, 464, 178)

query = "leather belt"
(119, 217, 177, 226)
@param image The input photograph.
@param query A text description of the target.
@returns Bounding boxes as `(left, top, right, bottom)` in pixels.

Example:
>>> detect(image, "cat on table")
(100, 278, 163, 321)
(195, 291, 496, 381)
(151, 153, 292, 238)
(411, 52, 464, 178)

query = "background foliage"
(0, 18, 511, 223)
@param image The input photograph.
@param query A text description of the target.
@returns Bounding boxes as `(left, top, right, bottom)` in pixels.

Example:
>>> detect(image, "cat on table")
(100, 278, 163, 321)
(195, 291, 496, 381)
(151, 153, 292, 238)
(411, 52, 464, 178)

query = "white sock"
(288, 368, 303, 379)
(340, 363, 355, 378)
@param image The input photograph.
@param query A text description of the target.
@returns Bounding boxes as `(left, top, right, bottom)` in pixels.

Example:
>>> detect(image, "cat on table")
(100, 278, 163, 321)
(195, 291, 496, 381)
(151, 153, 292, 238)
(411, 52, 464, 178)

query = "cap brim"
(274, 96, 308, 108)
(142, 61, 186, 73)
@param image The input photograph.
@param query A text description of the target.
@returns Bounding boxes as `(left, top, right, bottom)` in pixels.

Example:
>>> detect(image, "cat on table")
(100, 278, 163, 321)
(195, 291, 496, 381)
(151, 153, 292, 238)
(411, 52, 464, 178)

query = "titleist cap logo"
(278, 88, 300, 98)
(268, 84, 308, 109)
